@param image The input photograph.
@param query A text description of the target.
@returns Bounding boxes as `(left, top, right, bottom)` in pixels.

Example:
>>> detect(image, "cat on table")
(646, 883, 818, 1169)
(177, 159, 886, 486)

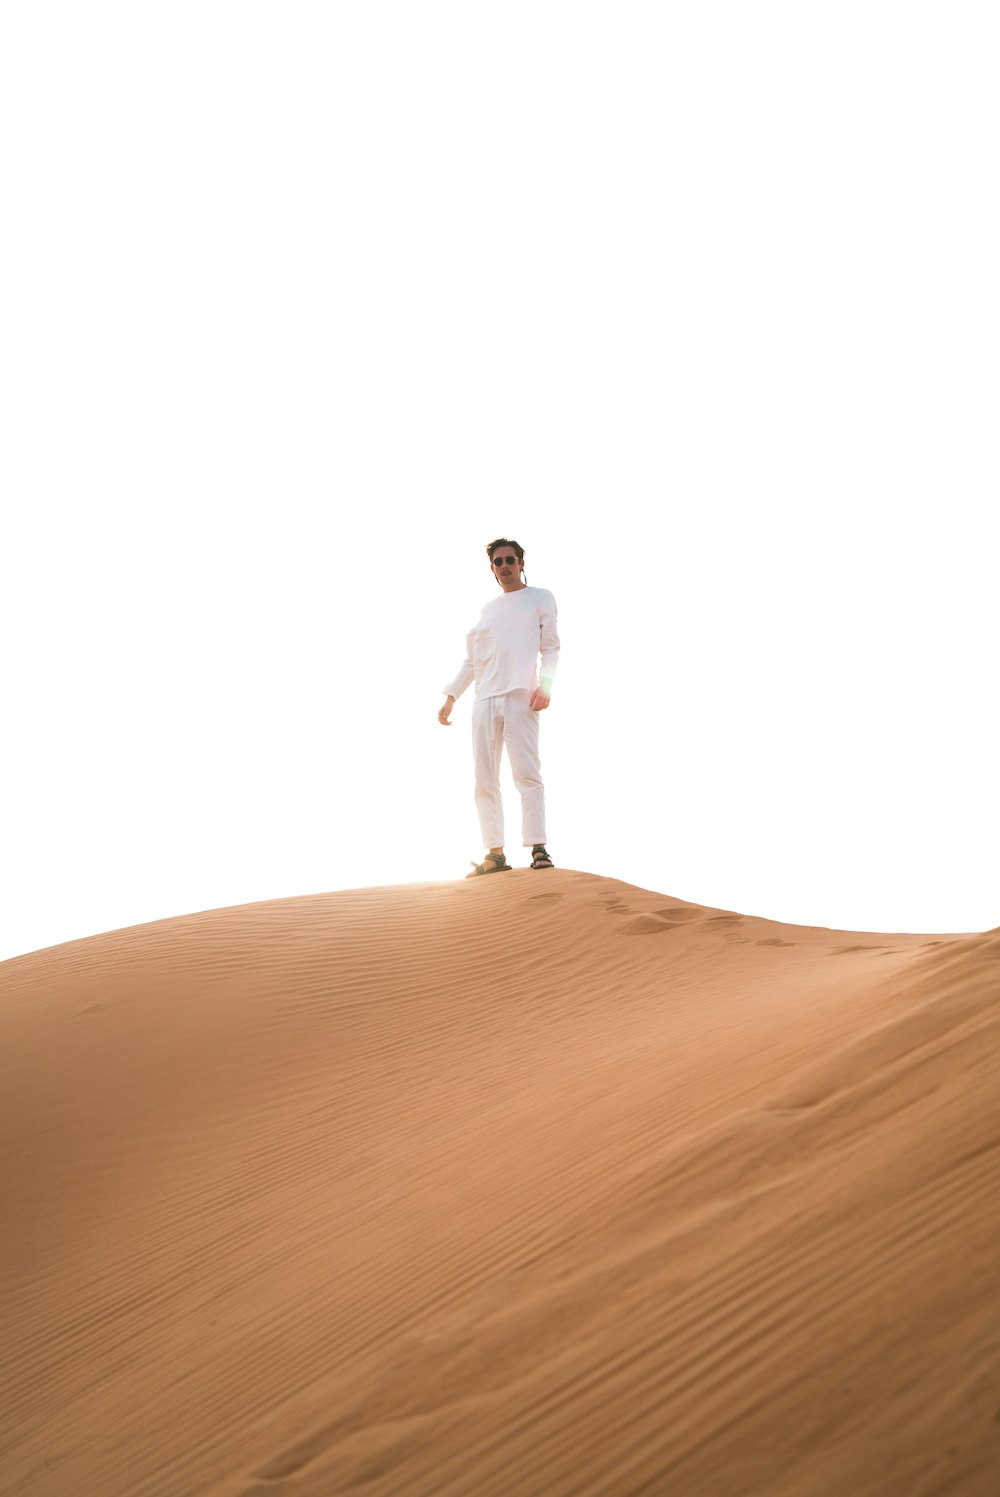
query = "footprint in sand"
(830, 944, 885, 955)
(618, 913, 681, 935)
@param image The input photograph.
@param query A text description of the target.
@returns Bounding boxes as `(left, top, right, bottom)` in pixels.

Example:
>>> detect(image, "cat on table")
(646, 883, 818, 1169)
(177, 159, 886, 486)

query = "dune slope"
(1, 871, 998, 1496)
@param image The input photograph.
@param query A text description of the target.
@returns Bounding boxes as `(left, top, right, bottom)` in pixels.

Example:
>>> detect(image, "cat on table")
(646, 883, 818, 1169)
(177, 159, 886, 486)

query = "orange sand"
(1, 871, 998, 1495)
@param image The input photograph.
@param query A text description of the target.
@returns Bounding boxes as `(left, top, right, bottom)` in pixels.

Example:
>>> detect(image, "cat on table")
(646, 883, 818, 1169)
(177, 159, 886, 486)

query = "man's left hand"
(529, 689, 550, 712)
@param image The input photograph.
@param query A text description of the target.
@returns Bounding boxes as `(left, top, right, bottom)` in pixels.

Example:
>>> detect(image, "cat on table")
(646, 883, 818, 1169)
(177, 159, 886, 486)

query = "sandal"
(467, 852, 513, 877)
(530, 846, 554, 870)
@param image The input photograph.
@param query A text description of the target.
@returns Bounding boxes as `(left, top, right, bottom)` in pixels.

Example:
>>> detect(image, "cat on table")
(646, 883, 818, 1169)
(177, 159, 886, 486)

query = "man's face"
(491, 547, 523, 589)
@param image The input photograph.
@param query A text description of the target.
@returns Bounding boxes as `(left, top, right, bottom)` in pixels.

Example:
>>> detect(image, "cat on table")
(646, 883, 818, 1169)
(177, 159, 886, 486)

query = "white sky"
(2, 2, 998, 961)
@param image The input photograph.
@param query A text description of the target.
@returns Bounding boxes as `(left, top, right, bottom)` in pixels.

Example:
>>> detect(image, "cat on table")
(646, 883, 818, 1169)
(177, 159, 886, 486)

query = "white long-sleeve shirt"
(443, 586, 560, 701)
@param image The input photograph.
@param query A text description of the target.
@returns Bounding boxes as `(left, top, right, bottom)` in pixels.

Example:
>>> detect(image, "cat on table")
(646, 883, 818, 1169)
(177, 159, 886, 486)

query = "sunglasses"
(492, 555, 519, 567)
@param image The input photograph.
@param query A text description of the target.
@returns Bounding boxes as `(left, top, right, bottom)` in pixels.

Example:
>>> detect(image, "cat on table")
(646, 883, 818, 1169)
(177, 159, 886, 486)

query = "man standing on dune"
(438, 538, 560, 877)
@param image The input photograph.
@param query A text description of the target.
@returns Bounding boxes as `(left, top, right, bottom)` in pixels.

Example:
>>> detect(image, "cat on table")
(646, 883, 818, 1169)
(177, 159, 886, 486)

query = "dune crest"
(2, 872, 998, 1495)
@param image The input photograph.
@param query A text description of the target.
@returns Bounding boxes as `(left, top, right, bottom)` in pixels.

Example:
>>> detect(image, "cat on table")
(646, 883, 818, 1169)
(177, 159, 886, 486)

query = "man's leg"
(470, 695, 505, 853)
(503, 690, 547, 850)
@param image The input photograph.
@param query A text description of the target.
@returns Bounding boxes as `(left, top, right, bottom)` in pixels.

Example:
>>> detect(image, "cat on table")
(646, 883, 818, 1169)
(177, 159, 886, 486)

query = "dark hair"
(485, 537, 524, 565)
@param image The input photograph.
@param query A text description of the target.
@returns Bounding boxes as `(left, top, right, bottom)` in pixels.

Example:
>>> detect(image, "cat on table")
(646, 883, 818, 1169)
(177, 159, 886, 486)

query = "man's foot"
(467, 852, 512, 878)
(530, 846, 554, 869)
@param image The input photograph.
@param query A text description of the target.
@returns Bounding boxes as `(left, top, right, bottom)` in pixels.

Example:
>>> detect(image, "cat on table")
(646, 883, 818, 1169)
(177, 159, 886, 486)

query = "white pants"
(471, 689, 546, 849)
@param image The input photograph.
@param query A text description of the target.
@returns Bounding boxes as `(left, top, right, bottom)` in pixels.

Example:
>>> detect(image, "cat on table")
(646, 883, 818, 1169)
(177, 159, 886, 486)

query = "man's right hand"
(438, 696, 456, 726)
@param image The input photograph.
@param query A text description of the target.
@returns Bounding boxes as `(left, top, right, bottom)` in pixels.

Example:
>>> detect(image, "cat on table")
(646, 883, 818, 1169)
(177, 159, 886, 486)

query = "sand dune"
(2, 871, 998, 1496)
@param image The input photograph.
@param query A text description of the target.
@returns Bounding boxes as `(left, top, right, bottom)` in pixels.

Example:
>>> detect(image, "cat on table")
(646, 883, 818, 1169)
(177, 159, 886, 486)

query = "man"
(438, 538, 560, 876)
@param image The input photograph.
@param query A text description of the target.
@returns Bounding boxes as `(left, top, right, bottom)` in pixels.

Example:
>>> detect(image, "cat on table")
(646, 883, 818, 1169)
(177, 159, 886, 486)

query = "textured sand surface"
(2, 871, 998, 1495)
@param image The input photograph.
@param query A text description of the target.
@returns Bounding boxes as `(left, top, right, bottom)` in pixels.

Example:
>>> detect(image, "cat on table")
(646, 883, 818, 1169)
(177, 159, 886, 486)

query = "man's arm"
(531, 593, 560, 711)
(439, 633, 475, 725)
